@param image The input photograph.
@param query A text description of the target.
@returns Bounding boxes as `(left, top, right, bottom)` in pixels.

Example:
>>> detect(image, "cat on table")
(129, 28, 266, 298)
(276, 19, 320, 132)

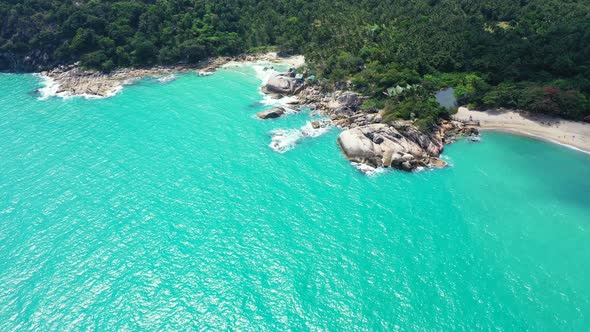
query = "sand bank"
(455, 107, 590, 153)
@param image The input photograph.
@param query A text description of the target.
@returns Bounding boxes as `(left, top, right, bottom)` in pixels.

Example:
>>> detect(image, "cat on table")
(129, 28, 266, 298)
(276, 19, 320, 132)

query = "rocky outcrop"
(36, 52, 298, 99)
(337, 92, 363, 111)
(337, 123, 447, 171)
(390, 121, 445, 156)
(262, 79, 479, 173)
(439, 120, 479, 144)
(265, 74, 302, 95)
(40, 64, 196, 97)
(257, 107, 287, 119)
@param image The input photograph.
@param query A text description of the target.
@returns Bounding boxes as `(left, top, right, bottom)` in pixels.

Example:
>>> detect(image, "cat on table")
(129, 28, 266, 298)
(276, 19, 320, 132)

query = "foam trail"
(269, 129, 301, 153)
(269, 121, 331, 153)
(252, 63, 281, 85)
(222, 60, 295, 107)
(75, 85, 123, 100)
(260, 95, 299, 108)
(156, 74, 177, 83)
(251, 63, 299, 107)
(351, 162, 388, 176)
(36, 73, 124, 100)
(36, 74, 59, 100)
(440, 154, 454, 167)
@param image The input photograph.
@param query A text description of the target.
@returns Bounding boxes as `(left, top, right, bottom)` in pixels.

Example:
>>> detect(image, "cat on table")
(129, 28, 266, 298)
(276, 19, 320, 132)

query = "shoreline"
(33, 59, 590, 173)
(37, 52, 304, 99)
(455, 107, 590, 154)
(479, 127, 590, 155)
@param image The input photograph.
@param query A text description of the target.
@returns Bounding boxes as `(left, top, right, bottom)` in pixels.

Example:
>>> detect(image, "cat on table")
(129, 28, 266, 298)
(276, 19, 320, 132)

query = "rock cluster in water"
(42, 59, 477, 173)
(260, 71, 478, 172)
(38, 53, 288, 98)
(257, 107, 287, 119)
(338, 123, 447, 170)
(39, 63, 202, 97)
(264, 74, 303, 95)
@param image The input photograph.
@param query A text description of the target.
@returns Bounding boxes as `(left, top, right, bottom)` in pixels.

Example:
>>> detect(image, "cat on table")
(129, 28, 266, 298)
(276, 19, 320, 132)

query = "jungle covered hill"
(1, 0, 590, 120)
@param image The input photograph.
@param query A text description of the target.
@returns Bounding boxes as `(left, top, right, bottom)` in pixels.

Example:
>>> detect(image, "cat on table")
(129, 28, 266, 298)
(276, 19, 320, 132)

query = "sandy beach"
(222, 52, 304, 69)
(456, 107, 590, 153)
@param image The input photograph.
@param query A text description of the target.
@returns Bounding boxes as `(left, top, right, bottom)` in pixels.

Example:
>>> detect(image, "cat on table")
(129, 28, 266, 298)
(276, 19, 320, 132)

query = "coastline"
(455, 107, 590, 154)
(37, 52, 304, 99)
(35, 56, 590, 174)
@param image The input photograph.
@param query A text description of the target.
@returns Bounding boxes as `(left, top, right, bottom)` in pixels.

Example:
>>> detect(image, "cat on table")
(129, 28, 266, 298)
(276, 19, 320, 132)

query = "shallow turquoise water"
(1, 69, 590, 331)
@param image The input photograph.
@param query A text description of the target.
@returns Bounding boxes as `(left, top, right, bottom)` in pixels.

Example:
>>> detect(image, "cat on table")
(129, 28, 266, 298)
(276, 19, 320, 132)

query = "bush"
(454, 73, 490, 104)
(382, 94, 448, 132)
(101, 59, 115, 72)
(360, 98, 383, 111)
(481, 83, 520, 108)
(81, 50, 107, 69)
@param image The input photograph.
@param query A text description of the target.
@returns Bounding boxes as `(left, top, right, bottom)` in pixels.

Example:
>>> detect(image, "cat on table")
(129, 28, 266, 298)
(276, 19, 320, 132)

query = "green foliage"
(382, 90, 449, 132)
(0, 0, 589, 120)
(70, 29, 97, 54)
(423, 72, 473, 91)
(360, 98, 384, 112)
(81, 51, 107, 69)
(454, 74, 490, 104)
(353, 61, 421, 97)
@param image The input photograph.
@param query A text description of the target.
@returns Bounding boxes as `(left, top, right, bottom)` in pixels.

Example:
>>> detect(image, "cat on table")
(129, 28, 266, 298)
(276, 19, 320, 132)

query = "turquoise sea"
(1, 67, 590, 331)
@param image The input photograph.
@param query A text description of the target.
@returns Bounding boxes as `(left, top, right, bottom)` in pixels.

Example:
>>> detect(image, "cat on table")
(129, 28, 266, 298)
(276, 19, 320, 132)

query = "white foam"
(269, 121, 331, 153)
(36, 73, 124, 100)
(260, 94, 299, 108)
(220, 60, 296, 108)
(351, 162, 388, 176)
(251, 63, 302, 108)
(251, 63, 282, 85)
(269, 129, 301, 153)
(36, 74, 59, 100)
(440, 154, 454, 167)
(77, 85, 123, 100)
(157, 74, 177, 83)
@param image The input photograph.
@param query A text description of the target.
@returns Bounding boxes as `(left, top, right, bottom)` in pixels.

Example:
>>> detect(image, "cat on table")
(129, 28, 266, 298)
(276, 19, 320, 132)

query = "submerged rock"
(257, 107, 287, 119)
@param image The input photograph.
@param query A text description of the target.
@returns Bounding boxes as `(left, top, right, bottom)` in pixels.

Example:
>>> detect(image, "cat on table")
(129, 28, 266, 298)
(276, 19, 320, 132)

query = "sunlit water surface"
(1, 68, 589, 330)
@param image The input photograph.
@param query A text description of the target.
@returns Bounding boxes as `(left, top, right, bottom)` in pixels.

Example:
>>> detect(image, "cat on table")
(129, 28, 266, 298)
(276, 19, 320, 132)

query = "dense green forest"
(1, 0, 590, 121)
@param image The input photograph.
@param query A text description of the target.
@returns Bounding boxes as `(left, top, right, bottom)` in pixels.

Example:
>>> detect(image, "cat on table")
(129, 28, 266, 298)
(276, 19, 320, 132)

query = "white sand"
(222, 52, 304, 68)
(455, 107, 590, 153)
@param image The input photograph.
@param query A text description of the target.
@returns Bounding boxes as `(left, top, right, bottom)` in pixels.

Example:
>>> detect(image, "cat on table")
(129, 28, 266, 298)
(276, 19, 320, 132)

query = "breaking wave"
(269, 121, 331, 153)
(36, 73, 124, 100)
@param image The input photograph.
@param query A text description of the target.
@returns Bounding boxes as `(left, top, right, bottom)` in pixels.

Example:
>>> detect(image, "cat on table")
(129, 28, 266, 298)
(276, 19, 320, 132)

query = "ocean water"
(1, 67, 590, 331)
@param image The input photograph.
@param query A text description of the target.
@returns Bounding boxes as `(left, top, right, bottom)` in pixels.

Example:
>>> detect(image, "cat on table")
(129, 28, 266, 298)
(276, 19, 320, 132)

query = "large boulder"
(265, 74, 300, 95)
(337, 123, 444, 171)
(257, 107, 286, 119)
(336, 92, 363, 111)
(391, 121, 444, 156)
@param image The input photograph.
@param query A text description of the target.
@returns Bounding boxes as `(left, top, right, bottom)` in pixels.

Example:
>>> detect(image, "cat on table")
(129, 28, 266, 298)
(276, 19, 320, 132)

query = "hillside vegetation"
(1, 0, 589, 120)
